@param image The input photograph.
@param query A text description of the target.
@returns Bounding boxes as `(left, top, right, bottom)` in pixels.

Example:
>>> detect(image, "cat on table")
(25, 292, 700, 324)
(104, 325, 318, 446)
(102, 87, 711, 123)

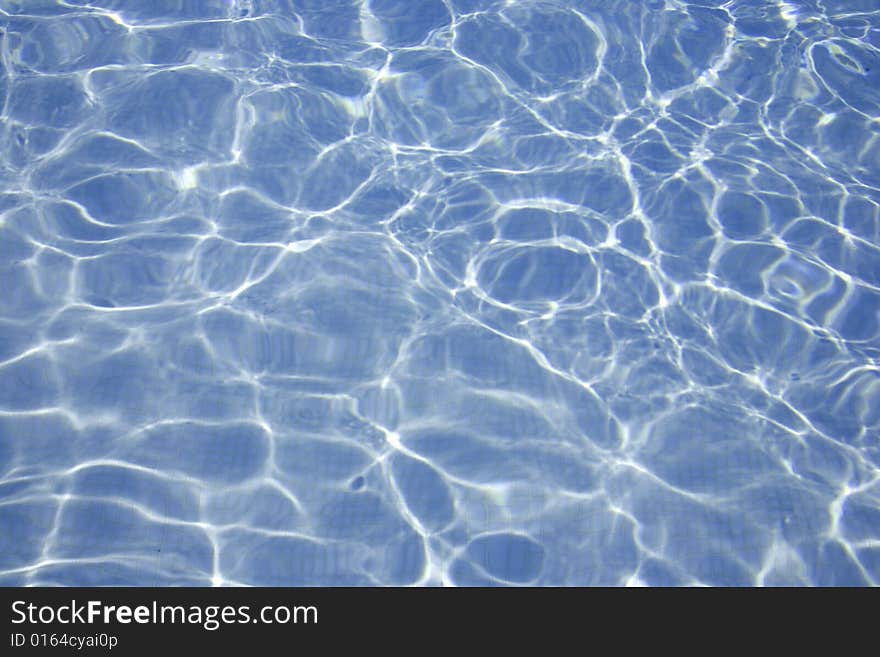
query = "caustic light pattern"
(0, 0, 879, 586)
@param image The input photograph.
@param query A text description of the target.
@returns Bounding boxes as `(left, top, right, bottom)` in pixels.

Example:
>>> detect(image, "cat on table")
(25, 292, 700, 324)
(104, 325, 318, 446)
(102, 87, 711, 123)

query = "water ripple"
(0, 0, 878, 586)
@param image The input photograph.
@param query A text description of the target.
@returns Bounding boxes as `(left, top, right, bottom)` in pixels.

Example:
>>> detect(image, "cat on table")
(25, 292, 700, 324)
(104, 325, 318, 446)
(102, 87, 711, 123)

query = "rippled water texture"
(1, 0, 879, 586)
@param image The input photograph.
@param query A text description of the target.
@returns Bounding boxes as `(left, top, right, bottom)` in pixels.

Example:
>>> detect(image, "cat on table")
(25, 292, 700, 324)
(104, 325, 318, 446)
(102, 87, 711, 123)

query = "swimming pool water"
(0, 0, 879, 586)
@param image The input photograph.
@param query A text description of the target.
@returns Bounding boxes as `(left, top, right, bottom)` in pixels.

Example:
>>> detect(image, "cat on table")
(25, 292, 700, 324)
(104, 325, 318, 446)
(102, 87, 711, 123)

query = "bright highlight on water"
(0, 0, 878, 586)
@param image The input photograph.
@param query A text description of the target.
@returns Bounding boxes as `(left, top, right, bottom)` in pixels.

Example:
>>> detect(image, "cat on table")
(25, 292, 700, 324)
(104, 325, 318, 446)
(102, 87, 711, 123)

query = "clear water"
(0, 0, 878, 587)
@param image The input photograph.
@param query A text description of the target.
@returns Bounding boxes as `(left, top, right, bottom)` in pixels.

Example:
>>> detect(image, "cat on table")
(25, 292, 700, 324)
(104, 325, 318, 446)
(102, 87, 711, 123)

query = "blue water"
(0, 0, 878, 587)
